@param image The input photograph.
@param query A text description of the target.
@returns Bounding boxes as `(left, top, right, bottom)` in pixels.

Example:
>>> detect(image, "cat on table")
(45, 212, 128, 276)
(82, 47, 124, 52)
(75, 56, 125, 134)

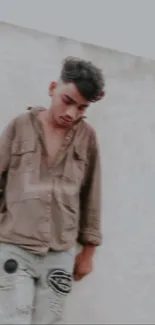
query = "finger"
(73, 271, 86, 281)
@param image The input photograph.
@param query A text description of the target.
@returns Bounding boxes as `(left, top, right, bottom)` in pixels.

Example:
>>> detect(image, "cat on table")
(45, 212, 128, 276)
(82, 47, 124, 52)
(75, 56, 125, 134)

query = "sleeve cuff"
(77, 228, 102, 246)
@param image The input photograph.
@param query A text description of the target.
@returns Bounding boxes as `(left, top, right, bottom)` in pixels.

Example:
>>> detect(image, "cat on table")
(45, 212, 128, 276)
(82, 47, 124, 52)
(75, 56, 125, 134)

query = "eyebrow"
(64, 94, 88, 108)
(64, 94, 76, 104)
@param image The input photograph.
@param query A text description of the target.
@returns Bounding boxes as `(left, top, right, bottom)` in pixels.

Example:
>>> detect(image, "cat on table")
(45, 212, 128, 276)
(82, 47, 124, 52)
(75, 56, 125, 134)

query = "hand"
(73, 250, 93, 281)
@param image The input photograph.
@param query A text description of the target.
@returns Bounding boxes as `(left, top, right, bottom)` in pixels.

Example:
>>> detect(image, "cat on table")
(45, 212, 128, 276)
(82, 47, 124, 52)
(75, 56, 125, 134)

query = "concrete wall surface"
(1, 0, 155, 60)
(0, 22, 155, 324)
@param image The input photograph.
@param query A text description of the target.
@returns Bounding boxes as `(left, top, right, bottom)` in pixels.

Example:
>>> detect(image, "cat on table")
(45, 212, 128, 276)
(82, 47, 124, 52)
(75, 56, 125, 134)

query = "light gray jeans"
(0, 243, 75, 324)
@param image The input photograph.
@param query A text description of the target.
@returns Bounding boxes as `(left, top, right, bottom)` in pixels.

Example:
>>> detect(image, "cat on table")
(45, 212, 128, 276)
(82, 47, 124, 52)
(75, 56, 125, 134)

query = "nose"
(65, 106, 76, 120)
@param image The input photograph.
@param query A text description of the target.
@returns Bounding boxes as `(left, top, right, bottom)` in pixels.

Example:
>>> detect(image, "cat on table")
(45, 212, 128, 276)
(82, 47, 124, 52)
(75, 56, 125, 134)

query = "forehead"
(59, 82, 88, 105)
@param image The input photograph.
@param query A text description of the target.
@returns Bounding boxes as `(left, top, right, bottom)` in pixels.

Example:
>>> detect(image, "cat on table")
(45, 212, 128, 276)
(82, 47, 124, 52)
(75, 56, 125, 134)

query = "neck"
(46, 109, 59, 129)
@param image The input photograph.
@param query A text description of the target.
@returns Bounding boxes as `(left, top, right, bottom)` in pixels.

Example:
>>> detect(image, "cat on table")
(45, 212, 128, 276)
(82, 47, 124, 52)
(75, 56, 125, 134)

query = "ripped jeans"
(0, 243, 75, 324)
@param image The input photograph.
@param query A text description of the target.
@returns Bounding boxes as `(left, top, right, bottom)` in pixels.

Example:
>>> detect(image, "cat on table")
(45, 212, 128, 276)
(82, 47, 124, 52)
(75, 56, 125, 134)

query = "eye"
(62, 96, 72, 105)
(78, 106, 87, 112)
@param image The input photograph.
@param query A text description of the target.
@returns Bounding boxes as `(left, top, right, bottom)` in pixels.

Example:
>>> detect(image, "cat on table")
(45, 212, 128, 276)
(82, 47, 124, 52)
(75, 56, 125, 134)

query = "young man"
(0, 57, 104, 324)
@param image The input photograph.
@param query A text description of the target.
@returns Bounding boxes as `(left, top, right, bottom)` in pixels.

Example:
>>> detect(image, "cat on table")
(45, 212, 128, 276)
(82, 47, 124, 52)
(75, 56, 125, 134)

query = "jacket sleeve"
(78, 131, 102, 246)
(0, 119, 15, 212)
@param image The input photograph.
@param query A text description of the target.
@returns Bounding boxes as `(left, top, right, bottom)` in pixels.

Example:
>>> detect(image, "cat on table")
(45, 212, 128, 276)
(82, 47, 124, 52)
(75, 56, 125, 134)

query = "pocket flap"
(11, 139, 36, 155)
(73, 145, 87, 162)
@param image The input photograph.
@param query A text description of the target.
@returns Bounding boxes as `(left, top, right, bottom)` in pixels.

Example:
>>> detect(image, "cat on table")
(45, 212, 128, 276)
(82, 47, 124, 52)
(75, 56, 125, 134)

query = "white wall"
(1, 22, 155, 324)
(0, 0, 155, 60)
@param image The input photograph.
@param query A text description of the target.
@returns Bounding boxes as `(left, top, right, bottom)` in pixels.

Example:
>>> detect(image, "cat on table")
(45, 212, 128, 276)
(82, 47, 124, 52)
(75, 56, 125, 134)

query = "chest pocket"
(9, 139, 36, 173)
(7, 139, 39, 203)
(63, 145, 88, 186)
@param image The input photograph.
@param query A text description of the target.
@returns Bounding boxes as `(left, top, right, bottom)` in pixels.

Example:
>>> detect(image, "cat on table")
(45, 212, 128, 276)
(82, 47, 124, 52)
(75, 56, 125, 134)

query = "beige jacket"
(0, 107, 102, 254)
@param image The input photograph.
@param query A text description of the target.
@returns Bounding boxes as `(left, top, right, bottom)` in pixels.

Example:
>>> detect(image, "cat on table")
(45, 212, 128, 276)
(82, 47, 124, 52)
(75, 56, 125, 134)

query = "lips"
(60, 117, 73, 124)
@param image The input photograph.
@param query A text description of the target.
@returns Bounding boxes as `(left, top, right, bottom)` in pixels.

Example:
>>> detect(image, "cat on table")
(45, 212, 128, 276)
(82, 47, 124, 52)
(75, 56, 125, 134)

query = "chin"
(58, 118, 72, 128)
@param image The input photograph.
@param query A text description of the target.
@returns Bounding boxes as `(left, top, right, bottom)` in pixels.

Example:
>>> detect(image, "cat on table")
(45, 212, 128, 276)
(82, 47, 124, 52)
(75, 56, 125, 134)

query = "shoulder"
(0, 110, 30, 137)
(15, 110, 32, 126)
(7, 110, 36, 147)
(77, 119, 97, 141)
(12, 105, 41, 128)
(75, 120, 99, 162)
(81, 120, 99, 150)
(81, 119, 96, 134)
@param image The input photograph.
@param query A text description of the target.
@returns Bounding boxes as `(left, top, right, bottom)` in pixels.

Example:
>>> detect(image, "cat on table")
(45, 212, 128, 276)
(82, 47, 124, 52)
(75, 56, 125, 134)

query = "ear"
(49, 81, 57, 97)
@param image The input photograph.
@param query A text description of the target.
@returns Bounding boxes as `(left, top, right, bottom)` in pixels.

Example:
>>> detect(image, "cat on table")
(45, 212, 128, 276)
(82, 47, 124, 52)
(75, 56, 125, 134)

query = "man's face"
(48, 81, 89, 128)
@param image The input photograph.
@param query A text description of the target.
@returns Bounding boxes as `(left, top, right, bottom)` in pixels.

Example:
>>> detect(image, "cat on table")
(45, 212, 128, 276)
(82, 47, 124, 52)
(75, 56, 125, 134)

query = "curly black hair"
(60, 57, 105, 102)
